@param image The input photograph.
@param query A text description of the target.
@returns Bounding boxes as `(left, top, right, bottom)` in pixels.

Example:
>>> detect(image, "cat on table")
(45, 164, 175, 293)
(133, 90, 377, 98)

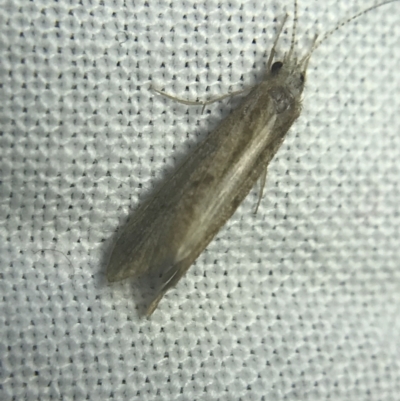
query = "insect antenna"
(287, 0, 299, 60)
(303, 0, 400, 66)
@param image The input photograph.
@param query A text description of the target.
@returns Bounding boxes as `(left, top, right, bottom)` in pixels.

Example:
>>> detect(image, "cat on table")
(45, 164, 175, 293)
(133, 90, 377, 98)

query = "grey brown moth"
(107, 1, 399, 315)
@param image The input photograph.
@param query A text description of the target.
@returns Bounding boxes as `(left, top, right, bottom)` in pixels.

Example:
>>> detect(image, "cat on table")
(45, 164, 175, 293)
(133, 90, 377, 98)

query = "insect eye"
(271, 61, 283, 74)
(300, 73, 305, 83)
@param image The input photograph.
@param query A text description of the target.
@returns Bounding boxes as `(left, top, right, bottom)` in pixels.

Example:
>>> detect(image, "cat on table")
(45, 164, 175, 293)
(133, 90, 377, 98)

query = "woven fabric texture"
(1, 0, 400, 400)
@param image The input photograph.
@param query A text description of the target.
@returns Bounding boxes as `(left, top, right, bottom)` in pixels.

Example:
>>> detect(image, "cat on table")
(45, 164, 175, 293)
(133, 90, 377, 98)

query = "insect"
(107, 0, 399, 315)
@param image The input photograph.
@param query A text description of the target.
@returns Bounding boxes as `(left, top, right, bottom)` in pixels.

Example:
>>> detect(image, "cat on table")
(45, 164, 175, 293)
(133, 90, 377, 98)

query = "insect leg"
(151, 85, 252, 113)
(146, 254, 193, 316)
(253, 167, 268, 215)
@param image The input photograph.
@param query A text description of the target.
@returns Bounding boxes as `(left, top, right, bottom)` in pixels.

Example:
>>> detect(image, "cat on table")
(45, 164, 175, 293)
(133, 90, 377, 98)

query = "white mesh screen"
(1, 1, 400, 400)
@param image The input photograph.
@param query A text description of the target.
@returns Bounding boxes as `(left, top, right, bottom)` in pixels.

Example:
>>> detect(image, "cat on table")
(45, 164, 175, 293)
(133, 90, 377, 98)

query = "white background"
(1, 1, 400, 400)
